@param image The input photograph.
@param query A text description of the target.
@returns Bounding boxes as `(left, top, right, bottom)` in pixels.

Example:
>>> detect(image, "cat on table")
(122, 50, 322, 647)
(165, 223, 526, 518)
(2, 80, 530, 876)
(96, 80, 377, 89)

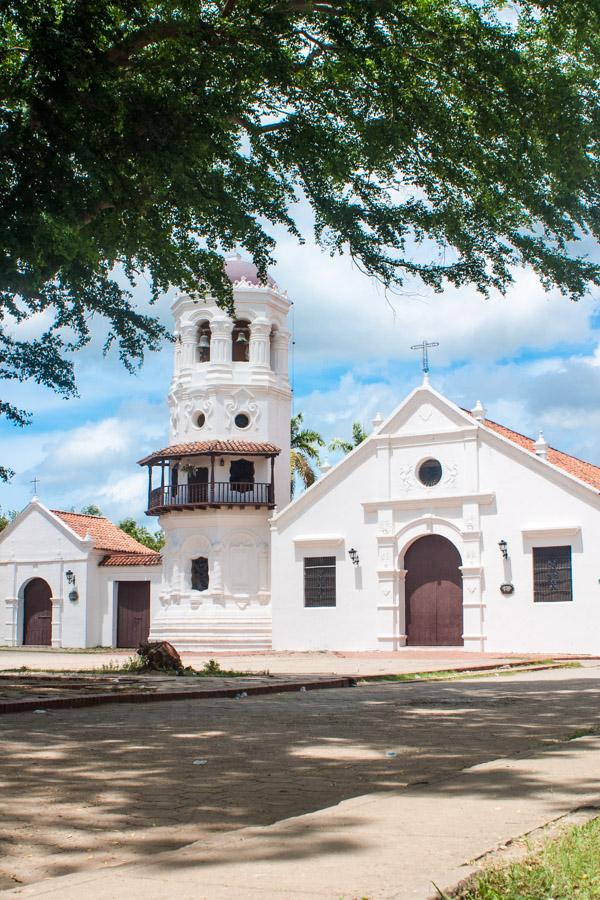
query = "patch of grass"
(96, 657, 145, 674)
(453, 816, 600, 899)
(365, 661, 580, 684)
(565, 726, 600, 741)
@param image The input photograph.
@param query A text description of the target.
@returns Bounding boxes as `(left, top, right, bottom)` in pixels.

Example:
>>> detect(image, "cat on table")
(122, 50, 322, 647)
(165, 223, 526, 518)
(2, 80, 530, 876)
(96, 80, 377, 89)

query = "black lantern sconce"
(219, 457, 225, 467)
(65, 569, 79, 602)
(348, 548, 360, 567)
(498, 539, 508, 560)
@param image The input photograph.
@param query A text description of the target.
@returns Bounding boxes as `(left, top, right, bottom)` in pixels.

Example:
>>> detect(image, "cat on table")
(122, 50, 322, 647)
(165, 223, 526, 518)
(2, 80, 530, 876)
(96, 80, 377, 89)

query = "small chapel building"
(0, 504, 161, 648)
(2, 257, 600, 655)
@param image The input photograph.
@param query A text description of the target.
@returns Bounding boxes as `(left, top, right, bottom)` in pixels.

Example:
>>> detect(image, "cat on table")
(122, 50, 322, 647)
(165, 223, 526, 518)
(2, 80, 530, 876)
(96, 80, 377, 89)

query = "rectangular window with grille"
(304, 556, 336, 607)
(533, 546, 573, 603)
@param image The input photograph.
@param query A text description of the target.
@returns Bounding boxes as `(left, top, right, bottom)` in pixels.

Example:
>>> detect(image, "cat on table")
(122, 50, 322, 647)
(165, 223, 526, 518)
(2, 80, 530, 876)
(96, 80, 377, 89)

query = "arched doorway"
(405, 535, 463, 646)
(23, 578, 52, 646)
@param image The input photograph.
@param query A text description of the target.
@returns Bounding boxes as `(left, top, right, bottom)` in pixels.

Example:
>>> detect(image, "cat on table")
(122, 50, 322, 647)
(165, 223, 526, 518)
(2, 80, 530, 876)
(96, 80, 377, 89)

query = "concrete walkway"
(5, 731, 600, 898)
(0, 646, 564, 675)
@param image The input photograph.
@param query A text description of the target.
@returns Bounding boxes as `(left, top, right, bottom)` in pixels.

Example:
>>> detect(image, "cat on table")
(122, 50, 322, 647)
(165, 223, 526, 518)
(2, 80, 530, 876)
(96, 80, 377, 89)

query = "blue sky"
(1, 227, 599, 525)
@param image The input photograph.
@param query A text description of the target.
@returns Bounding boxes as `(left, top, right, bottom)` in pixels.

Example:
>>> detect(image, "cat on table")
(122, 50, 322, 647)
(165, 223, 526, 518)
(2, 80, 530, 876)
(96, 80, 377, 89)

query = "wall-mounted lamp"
(65, 569, 79, 601)
(219, 457, 225, 467)
(348, 548, 360, 567)
(498, 539, 508, 560)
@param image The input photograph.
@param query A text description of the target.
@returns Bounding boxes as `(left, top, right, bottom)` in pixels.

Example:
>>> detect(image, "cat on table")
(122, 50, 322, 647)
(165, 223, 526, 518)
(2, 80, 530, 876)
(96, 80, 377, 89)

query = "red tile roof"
(138, 440, 281, 465)
(468, 415, 600, 492)
(51, 510, 161, 555)
(99, 553, 163, 567)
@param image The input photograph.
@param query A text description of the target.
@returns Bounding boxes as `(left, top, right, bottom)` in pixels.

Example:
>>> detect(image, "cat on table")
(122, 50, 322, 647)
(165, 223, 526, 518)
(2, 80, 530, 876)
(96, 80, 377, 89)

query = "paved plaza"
(1, 663, 600, 896)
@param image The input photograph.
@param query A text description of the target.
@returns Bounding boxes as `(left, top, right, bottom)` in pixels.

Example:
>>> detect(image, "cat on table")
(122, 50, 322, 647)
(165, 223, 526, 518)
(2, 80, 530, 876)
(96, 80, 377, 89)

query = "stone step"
(149, 618, 272, 652)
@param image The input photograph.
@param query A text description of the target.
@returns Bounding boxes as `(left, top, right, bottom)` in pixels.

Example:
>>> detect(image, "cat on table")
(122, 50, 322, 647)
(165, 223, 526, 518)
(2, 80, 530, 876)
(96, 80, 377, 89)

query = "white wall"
(0, 504, 163, 648)
(271, 385, 600, 655)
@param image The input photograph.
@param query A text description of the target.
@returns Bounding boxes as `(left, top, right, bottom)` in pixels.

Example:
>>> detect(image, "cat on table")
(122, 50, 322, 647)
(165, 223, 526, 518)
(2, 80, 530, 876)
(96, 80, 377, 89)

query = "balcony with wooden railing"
(147, 481, 274, 514)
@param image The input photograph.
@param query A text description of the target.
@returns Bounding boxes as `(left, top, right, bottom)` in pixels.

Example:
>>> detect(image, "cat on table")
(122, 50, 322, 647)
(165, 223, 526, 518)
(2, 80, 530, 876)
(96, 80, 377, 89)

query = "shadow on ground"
(1, 669, 600, 888)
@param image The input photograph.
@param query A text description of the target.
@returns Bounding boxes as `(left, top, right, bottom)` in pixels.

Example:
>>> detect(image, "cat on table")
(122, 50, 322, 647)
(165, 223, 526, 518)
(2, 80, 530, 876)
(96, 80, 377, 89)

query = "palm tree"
(329, 421, 368, 455)
(290, 412, 325, 497)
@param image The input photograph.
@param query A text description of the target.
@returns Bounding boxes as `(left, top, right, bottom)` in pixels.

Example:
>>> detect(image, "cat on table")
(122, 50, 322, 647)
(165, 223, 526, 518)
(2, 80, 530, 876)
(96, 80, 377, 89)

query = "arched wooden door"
(23, 578, 52, 646)
(405, 535, 463, 646)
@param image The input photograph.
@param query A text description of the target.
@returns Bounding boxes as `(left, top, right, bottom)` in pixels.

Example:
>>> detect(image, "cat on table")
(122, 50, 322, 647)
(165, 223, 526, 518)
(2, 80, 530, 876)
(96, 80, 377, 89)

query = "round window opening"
(235, 412, 250, 429)
(196, 412, 206, 428)
(418, 458, 442, 487)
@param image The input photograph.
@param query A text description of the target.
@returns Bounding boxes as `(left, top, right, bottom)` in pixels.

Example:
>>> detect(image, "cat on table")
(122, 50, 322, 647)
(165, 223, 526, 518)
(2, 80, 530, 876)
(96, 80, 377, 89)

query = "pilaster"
(4, 597, 18, 646)
(51, 596, 63, 648)
(257, 542, 270, 603)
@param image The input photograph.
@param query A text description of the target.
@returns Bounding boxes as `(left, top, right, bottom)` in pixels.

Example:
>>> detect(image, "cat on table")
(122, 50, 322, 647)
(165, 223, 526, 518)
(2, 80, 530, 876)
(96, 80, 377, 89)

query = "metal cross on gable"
(410, 340, 440, 375)
(30, 476, 40, 496)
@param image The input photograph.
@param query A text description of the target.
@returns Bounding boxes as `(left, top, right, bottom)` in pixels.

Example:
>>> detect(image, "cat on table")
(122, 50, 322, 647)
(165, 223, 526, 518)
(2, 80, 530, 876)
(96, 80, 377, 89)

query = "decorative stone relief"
(398, 465, 413, 492)
(192, 397, 214, 429)
(419, 404, 433, 422)
(444, 463, 458, 488)
(225, 388, 260, 428)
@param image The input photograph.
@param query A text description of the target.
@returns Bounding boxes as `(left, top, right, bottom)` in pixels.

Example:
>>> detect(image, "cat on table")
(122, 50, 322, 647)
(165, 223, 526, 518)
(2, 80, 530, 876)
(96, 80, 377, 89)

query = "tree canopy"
(118, 517, 165, 552)
(1, 0, 599, 466)
(329, 421, 368, 454)
(290, 412, 325, 495)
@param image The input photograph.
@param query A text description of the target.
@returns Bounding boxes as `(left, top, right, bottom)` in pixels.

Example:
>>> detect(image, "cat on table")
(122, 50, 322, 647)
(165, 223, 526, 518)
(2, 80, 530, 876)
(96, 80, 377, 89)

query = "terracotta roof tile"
(51, 510, 161, 554)
(466, 414, 600, 492)
(138, 440, 280, 465)
(99, 552, 163, 567)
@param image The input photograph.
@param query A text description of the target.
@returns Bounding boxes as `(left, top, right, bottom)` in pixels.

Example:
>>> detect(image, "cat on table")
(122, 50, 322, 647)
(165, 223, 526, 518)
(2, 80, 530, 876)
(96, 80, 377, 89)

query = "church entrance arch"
(23, 578, 52, 646)
(404, 535, 463, 646)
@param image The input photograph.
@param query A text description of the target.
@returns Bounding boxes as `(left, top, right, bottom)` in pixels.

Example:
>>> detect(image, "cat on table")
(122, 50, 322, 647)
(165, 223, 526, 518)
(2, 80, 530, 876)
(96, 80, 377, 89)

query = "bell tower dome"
(138, 256, 292, 651)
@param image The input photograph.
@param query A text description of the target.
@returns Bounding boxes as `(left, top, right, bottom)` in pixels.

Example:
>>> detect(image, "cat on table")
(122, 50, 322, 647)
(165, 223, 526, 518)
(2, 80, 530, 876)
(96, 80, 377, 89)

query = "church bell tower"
(138, 256, 292, 650)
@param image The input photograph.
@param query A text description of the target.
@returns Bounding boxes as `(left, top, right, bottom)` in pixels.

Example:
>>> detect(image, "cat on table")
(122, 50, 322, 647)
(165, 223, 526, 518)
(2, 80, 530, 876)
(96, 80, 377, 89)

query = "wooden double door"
(117, 582, 151, 648)
(23, 578, 53, 646)
(405, 535, 463, 646)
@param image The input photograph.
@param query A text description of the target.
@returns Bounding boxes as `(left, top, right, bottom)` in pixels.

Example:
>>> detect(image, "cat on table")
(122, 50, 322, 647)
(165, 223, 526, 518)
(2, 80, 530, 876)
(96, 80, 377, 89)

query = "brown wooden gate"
(23, 578, 52, 646)
(117, 582, 151, 648)
(405, 535, 463, 646)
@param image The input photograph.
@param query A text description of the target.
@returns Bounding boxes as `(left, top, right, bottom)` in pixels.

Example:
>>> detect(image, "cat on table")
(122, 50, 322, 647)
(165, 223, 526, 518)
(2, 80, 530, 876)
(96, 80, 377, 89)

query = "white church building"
(2, 257, 600, 655)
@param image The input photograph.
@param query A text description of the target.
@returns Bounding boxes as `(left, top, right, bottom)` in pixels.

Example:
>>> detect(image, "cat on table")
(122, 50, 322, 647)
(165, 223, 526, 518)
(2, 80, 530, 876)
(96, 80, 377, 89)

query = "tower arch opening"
(197, 320, 211, 363)
(232, 320, 250, 362)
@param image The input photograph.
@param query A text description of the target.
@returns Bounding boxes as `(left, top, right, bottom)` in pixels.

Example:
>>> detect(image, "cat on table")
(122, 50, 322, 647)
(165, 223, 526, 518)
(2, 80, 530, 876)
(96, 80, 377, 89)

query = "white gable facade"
(270, 381, 600, 655)
(0, 502, 162, 648)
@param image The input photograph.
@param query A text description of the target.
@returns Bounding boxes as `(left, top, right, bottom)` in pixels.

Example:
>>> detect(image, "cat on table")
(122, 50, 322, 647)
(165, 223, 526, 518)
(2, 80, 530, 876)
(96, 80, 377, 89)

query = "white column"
(4, 597, 18, 646)
(249, 319, 271, 368)
(272, 331, 290, 381)
(180, 324, 197, 368)
(51, 597, 63, 648)
(209, 319, 233, 364)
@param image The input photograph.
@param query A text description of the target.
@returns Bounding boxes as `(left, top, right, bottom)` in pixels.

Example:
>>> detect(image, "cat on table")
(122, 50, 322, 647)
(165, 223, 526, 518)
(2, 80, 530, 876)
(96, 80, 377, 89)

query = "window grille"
(533, 546, 572, 603)
(191, 556, 209, 592)
(304, 556, 336, 607)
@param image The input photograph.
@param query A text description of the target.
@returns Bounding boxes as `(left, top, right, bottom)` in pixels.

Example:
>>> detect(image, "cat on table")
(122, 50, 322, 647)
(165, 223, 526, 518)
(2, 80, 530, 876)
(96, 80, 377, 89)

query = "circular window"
(196, 412, 206, 428)
(235, 412, 250, 429)
(418, 458, 442, 487)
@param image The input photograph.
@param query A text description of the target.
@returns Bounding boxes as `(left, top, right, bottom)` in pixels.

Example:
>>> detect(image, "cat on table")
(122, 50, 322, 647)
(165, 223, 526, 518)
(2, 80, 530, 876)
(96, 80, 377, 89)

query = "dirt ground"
(1, 663, 600, 892)
(0, 646, 556, 675)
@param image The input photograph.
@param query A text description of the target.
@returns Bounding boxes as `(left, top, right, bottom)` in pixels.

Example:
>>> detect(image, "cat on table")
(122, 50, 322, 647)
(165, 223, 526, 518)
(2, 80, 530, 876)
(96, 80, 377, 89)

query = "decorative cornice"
(361, 492, 495, 512)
